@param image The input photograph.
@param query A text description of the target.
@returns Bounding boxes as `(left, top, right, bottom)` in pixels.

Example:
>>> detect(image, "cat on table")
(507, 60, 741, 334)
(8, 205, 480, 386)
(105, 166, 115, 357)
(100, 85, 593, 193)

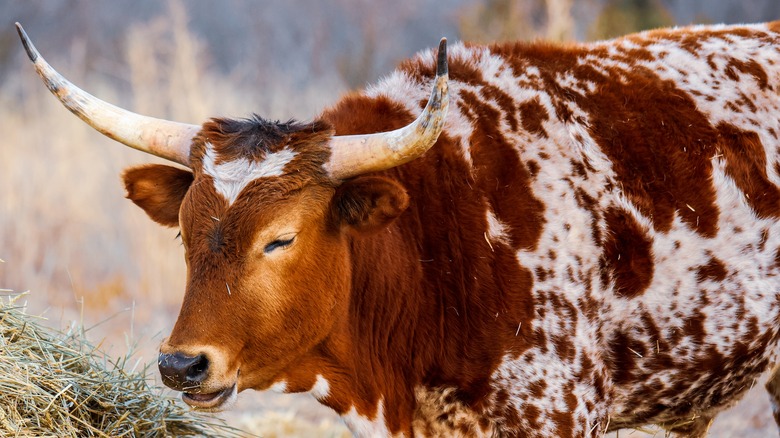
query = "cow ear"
(122, 164, 194, 227)
(330, 176, 409, 234)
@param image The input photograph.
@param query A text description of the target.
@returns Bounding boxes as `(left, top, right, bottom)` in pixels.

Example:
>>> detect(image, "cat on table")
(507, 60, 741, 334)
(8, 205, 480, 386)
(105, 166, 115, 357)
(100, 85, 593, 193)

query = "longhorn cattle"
(17, 20, 780, 437)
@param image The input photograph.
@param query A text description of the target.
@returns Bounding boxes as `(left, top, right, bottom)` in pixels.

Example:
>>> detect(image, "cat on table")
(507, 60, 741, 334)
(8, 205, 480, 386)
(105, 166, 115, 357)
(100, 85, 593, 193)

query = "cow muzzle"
(158, 351, 238, 411)
(158, 352, 210, 391)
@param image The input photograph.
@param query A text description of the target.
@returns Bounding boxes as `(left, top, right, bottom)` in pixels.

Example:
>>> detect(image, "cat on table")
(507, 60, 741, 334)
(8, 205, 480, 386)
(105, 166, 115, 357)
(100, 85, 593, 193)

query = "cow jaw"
(182, 383, 238, 412)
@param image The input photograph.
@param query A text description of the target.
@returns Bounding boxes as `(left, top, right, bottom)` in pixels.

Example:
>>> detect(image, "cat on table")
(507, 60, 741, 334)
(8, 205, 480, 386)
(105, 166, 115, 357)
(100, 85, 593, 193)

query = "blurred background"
(1, 0, 779, 436)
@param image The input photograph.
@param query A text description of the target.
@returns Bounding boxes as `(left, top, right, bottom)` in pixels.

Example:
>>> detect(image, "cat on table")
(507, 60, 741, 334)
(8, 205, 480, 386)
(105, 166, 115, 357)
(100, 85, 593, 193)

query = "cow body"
(21, 20, 780, 437)
(311, 22, 780, 436)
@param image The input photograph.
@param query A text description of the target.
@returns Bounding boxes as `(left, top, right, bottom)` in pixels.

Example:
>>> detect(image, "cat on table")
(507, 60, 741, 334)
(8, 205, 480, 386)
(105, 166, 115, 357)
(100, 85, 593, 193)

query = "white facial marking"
(202, 142, 297, 204)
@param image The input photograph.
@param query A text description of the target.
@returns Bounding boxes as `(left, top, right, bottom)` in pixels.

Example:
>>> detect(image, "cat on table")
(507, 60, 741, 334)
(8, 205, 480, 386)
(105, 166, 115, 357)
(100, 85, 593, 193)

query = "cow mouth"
(182, 383, 237, 411)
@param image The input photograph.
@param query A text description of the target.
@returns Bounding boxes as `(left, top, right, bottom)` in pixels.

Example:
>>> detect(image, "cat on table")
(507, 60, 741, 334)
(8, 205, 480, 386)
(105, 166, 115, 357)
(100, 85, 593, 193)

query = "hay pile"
(0, 294, 245, 437)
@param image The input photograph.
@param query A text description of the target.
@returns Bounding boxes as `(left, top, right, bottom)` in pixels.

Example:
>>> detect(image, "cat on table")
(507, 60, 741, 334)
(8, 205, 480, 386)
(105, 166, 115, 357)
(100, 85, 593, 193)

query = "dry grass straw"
(0, 293, 246, 437)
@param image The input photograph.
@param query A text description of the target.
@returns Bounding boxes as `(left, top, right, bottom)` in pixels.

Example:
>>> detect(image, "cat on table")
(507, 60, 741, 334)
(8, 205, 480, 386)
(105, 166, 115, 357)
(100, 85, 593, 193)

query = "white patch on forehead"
(202, 142, 297, 204)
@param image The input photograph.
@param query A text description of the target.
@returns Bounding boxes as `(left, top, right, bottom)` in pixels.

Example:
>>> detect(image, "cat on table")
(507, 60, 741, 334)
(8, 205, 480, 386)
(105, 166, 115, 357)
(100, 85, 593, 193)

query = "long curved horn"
(16, 23, 198, 167)
(325, 38, 449, 180)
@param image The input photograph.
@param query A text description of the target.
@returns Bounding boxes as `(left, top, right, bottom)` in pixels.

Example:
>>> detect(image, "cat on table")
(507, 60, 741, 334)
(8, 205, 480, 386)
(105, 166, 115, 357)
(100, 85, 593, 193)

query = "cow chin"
(181, 383, 238, 412)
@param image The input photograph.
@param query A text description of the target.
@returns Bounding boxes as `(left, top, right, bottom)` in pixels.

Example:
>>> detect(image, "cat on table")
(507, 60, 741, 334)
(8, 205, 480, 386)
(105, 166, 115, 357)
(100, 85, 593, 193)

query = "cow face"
(124, 118, 409, 410)
(17, 24, 446, 411)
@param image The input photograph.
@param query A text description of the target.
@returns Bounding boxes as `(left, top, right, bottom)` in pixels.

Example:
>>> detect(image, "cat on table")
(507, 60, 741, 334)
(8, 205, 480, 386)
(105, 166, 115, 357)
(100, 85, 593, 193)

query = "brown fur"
(123, 164, 193, 227)
(330, 177, 410, 234)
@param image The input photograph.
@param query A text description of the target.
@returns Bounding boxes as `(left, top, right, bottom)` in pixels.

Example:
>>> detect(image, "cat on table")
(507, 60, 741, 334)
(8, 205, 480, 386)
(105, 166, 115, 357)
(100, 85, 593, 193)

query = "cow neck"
(302, 168, 537, 433)
(274, 218, 433, 433)
(305, 90, 540, 432)
(330, 220, 426, 432)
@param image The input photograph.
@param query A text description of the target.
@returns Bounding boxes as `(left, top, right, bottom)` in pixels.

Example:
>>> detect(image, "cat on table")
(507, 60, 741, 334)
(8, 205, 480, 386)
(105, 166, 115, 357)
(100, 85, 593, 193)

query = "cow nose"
(158, 352, 210, 391)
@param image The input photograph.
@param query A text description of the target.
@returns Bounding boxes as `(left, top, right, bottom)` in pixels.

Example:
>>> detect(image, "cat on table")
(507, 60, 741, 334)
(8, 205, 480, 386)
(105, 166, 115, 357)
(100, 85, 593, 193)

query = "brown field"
(2, 3, 780, 437)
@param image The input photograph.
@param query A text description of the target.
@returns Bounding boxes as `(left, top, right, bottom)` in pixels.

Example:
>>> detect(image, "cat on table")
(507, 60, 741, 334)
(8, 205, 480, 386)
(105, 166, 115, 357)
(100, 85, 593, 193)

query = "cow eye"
(264, 235, 296, 254)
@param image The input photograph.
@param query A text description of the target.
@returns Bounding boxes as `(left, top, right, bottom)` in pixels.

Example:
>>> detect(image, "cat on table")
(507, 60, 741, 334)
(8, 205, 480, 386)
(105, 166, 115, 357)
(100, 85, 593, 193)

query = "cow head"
(17, 23, 448, 410)
(125, 116, 436, 409)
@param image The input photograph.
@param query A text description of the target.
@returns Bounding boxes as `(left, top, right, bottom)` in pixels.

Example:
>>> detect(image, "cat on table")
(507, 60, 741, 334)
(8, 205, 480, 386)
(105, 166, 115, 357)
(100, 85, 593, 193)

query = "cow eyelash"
(264, 236, 295, 254)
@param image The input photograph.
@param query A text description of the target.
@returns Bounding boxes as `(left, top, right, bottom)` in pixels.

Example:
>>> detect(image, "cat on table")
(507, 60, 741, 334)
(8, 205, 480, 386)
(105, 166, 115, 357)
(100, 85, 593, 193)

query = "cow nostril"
(186, 354, 209, 382)
(158, 351, 210, 390)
